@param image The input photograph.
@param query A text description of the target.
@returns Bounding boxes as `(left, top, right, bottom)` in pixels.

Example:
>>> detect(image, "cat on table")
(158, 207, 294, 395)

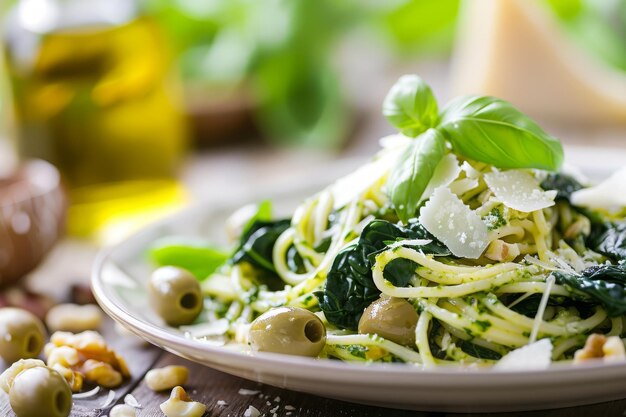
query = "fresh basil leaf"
(540, 173, 583, 201)
(553, 264, 626, 316)
(587, 221, 626, 261)
(438, 95, 564, 171)
(388, 128, 446, 223)
(149, 238, 229, 280)
(231, 219, 291, 272)
(317, 219, 450, 330)
(382, 74, 439, 137)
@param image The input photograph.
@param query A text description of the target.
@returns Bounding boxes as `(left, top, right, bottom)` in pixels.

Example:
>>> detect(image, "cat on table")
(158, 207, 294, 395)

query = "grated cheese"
(484, 170, 557, 213)
(238, 388, 260, 396)
(419, 186, 489, 259)
(243, 405, 260, 417)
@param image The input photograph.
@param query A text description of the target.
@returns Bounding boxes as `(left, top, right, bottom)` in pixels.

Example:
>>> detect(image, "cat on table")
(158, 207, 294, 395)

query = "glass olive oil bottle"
(3, 0, 188, 242)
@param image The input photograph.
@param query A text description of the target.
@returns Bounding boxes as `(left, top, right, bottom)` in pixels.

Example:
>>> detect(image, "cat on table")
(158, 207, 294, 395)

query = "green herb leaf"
(382, 74, 439, 137)
(149, 238, 229, 280)
(388, 128, 446, 223)
(438, 95, 564, 171)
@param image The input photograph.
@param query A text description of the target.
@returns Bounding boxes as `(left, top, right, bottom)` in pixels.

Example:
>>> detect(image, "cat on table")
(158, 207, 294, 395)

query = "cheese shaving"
(571, 166, 626, 212)
(419, 186, 489, 259)
(494, 339, 553, 371)
(484, 170, 557, 213)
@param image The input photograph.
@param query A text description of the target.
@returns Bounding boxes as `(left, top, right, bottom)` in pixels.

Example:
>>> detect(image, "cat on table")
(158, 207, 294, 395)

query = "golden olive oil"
(4, 8, 188, 241)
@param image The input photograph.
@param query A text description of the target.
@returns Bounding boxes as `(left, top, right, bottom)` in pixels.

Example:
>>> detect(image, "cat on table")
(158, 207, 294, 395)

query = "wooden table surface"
(3, 316, 626, 417)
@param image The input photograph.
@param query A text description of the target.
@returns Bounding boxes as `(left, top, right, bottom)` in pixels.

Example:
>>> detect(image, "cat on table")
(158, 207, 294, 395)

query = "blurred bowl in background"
(0, 160, 67, 287)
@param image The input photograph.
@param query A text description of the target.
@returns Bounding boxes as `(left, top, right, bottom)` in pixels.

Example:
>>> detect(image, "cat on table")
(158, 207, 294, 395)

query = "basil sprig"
(388, 128, 446, 223)
(438, 96, 564, 171)
(382, 75, 439, 137)
(383, 75, 564, 222)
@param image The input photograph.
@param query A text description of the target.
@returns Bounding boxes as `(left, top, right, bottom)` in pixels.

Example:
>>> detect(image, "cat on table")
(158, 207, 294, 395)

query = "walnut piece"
(44, 330, 130, 391)
(145, 365, 189, 391)
(160, 386, 206, 417)
(574, 334, 626, 364)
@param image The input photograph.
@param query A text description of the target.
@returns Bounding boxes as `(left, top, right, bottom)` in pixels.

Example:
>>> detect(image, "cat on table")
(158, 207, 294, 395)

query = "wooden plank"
(121, 354, 439, 417)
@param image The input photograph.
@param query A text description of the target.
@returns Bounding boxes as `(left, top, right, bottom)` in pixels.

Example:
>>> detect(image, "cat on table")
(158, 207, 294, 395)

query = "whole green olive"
(358, 296, 418, 346)
(249, 306, 326, 357)
(0, 308, 46, 363)
(149, 266, 203, 326)
(9, 366, 72, 417)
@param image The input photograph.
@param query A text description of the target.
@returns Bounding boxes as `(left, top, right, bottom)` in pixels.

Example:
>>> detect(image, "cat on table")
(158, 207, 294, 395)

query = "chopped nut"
(45, 330, 130, 389)
(50, 363, 83, 392)
(80, 359, 123, 388)
(0, 359, 45, 393)
(46, 303, 103, 332)
(603, 336, 626, 362)
(145, 365, 189, 391)
(485, 240, 520, 262)
(46, 345, 80, 368)
(160, 386, 206, 417)
(564, 216, 591, 240)
(574, 334, 626, 364)
(110, 404, 137, 417)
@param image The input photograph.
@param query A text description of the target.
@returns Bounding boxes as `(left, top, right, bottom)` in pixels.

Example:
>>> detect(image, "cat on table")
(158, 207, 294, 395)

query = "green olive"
(358, 296, 418, 346)
(0, 308, 46, 363)
(149, 266, 203, 326)
(249, 306, 326, 357)
(9, 366, 72, 417)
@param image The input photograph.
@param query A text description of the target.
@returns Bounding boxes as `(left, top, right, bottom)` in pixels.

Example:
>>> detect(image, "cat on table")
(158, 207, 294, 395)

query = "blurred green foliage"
(139, 0, 460, 148)
(545, 0, 626, 72)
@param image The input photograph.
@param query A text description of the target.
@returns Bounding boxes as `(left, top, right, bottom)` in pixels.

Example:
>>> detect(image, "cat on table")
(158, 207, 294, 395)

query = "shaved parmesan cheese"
(570, 167, 626, 212)
(419, 187, 489, 259)
(421, 154, 462, 203)
(494, 339, 553, 371)
(484, 170, 557, 212)
(448, 178, 479, 196)
(461, 161, 481, 179)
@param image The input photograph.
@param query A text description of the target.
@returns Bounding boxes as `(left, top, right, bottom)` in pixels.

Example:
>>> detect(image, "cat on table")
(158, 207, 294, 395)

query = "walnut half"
(574, 334, 626, 364)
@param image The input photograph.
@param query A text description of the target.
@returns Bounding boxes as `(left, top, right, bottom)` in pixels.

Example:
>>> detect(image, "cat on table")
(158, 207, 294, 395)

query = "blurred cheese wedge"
(452, 0, 626, 126)
(571, 166, 626, 212)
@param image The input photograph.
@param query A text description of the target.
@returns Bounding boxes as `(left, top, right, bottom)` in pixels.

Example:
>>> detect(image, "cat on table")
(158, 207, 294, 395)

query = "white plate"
(92, 148, 626, 413)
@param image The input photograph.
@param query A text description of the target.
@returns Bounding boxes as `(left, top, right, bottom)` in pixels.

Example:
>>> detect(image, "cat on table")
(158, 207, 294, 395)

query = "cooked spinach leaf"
(231, 219, 291, 272)
(553, 263, 626, 316)
(317, 219, 450, 330)
(587, 221, 626, 262)
(457, 340, 502, 360)
(540, 173, 583, 201)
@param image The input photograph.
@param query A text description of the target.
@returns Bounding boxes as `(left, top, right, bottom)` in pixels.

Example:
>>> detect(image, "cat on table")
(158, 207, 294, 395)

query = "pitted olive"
(9, 366, 72, 417)
(248, 307, 326, 357)
(149, 266, 203, 326)
(0, 308, 46, 363)
(358, 296, 418, 346)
